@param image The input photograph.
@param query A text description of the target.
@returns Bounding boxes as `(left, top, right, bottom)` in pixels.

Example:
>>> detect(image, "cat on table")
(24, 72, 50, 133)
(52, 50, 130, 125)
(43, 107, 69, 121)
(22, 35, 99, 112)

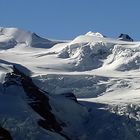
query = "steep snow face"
(31, 33, 58, 48)
(56, 32, 140, 72)
(0, 35, 17, 50)
(103, 44, 140, 71)
(0, 27, 59, 49)
(0, 27, 32, 44)
(58, 42, 112, 71)
(34, 74, 108, 98)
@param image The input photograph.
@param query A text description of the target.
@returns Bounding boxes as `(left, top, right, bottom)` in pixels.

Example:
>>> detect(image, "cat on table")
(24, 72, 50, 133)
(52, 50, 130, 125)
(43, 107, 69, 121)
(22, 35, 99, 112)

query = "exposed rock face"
(61, 93, 78, 102)
(3, 65, 72, 140)
(118, 34, 133, 42)
(4, 65, 62, 132)
(0, 127, 13, 140)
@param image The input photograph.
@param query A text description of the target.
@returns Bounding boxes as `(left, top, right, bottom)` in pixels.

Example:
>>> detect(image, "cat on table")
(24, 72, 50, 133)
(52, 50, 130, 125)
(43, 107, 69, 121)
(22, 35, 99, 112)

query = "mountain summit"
(0, 27, 59, 49)
(118, 33, 133, 41)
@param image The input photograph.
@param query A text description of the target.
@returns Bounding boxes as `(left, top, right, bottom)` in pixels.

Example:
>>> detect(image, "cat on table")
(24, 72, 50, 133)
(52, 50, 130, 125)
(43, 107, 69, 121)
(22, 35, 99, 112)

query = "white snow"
(0, 28, 140, 104)
(0, 27, 140, 139)
(85, 31, 104, 38)
(0, 27, 140, 104)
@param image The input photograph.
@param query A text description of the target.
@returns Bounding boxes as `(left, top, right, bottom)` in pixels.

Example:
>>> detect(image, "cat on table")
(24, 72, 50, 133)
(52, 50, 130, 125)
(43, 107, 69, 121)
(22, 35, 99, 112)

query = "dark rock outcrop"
(3, 65, 72, 140)
(0, 127, 13, 140)
(61, 93, 78, 103)
(118, 34, 133, 42)
(12, 65, 62, 132)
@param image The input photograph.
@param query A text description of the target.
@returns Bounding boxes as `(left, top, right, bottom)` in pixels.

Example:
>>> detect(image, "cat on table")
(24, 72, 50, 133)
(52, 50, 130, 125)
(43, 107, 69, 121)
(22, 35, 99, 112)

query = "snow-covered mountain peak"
(0, 27, 32, 44)
(0, 27, 60, 49)
(69, 31, 105, 45)
(85, 31, 104, 38)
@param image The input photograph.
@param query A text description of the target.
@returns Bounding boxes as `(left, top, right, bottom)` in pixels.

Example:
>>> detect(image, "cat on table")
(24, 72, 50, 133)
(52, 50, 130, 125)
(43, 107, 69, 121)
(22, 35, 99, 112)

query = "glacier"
(0, 27, 140, 139)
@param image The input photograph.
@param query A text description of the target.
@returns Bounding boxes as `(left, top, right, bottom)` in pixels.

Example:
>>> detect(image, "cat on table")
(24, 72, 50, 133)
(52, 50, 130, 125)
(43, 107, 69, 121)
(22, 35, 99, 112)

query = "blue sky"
(0, 0, 140, 40)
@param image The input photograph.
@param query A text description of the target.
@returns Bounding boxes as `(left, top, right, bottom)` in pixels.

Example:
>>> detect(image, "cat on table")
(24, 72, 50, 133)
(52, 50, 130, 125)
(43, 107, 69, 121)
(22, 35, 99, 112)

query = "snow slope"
(0, 27, 140, 139)
(0, 27, 60, 49)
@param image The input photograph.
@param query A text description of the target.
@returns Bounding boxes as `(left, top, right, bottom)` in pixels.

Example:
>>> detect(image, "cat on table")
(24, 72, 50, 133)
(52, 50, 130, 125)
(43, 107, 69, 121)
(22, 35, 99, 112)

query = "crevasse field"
(0, 27, 140, 140)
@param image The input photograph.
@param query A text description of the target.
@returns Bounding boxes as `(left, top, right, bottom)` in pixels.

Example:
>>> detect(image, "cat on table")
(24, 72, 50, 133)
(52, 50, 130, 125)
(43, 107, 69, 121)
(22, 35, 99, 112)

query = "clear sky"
(0, 0, 140, 40)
